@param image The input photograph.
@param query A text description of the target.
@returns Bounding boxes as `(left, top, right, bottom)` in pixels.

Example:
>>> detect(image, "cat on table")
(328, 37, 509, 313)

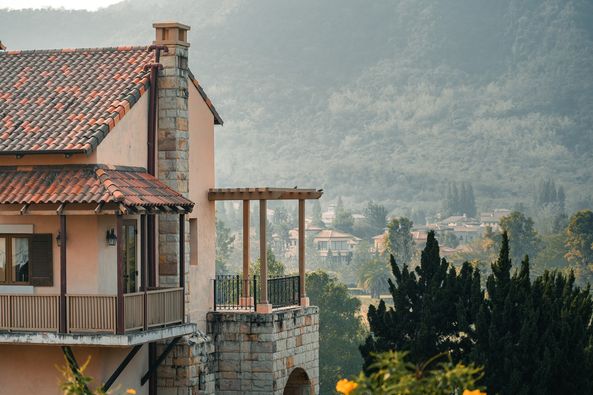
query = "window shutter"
(30, 234, 53, 286)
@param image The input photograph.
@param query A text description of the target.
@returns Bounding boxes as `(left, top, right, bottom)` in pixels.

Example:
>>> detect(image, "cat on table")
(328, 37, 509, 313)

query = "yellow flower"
(126, 390, 137, 395)
(336, 378, 358, 394)
(463, 390, 486, 395)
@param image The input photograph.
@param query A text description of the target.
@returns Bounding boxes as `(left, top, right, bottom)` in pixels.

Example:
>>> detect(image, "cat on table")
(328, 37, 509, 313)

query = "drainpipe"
(145, 45, 167, 395)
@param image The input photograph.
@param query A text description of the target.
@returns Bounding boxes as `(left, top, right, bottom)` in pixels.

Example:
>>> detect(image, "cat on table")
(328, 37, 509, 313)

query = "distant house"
(439, 214, 479, 227)
(411, 230, 429, 249)
(321, 204, 336, 226)
(452, 224, 484, 244)
(372, 231, 388, 254)
(285, 225, 324, 258)
(480, 209, 512, 231)
(313, 229, 359, 264)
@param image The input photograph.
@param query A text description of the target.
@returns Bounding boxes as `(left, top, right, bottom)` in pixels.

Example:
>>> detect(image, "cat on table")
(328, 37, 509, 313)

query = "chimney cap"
(0, 41, 6, 51)
(153, 21, 190, 47)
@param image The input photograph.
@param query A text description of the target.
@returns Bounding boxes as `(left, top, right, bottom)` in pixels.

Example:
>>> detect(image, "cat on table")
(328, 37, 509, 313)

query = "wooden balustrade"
(124, 292, 145, 331)
(68, 295, 117, 333)
(147, 287, 184, 328)
(0, 288, 183, 334)
(0, 295, 59, 332)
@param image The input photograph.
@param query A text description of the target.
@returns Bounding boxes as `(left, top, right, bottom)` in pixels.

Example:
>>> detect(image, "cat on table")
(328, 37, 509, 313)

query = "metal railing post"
(213, 278, 217, 312)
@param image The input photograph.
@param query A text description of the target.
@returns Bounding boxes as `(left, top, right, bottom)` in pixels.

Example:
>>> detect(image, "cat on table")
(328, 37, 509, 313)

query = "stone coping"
(0, 323, 197, 347)
(207, 306, 319, 323)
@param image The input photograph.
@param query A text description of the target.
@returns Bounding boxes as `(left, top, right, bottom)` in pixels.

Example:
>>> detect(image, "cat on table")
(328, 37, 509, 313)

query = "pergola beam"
(208, 188, 322, 201)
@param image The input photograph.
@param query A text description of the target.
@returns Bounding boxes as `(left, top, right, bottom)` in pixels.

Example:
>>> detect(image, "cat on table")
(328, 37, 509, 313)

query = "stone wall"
(207, 307, 320, 395)
(157, 43, 190, 287)
(157, 331, 216, 395)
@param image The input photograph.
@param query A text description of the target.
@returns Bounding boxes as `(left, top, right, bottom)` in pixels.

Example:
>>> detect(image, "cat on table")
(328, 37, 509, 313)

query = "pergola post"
(298, 199, 309, 307)
(116, 214, 125, 335)
(240, 200, 252, 306)
(256, 199, 272, 313)
(59, 214, 67, 333)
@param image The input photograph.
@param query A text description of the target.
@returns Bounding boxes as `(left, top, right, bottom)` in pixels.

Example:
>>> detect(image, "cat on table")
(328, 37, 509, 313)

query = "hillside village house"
(312, 230, 359, 264)
(0, 22, 320, 395)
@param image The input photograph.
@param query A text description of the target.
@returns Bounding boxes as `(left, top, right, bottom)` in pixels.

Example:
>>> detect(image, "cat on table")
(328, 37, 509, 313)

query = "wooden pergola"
(208, 188, 323, 313)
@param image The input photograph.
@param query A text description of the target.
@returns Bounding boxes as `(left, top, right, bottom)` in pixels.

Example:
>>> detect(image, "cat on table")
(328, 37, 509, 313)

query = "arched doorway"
(283, 368, 313, 395)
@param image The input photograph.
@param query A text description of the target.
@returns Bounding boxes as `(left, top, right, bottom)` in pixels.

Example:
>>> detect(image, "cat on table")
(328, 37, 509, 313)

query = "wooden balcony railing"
(0, 288, 183, 334)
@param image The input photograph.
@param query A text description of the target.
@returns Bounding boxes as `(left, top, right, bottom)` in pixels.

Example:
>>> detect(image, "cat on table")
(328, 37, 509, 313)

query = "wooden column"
(140, 214, 148, 330)
(179, 214, 185, 289)
(257, 199, 272, 313)
(179, 214, 186, 323)
(242, 200, 250, 302)
(298, 199, 309, 307)
(59, 214, 67, 333)
(116, 214, 125, 335)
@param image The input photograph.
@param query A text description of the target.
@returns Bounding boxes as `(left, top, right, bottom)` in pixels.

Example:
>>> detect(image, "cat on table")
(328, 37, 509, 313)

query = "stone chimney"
(153, 22, 191, 285)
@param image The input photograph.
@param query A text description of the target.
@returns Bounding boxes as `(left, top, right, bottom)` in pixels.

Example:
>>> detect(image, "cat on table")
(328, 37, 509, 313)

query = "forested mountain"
(2, 0, 592, 214)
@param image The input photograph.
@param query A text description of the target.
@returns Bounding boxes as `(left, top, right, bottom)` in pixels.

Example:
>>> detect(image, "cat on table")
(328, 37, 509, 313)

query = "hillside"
(1, 0, 592, 214)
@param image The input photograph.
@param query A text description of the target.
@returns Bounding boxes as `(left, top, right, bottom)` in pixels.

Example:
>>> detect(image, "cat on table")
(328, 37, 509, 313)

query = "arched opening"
(283, 367, 312, 395)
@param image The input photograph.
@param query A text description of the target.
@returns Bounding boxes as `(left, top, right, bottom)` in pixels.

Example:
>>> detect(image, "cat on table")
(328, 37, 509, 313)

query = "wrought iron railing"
(268, 275, 300, 308)
(213, 274, 300, 311)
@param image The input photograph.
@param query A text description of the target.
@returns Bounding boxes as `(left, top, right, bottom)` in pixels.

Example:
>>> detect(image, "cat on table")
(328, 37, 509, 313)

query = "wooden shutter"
(30, 234, 53, 286)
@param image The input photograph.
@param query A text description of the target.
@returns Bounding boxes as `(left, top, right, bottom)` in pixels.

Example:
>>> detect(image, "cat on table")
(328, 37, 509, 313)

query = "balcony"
(0, 288, 193, 346)
(213, 275, 301, 312)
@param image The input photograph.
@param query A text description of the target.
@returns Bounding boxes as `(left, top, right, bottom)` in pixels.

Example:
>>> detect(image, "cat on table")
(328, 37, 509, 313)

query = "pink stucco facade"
(0, 60, 217, 394)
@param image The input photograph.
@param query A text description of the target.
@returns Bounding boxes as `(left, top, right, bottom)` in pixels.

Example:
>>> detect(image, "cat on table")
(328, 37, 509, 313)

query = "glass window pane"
(0, 238, 5, 282)
(12, 237, 29, 282)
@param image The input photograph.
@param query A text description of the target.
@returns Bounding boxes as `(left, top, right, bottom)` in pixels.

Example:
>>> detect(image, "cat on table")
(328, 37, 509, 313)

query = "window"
(317, 241, 328, 251)
(0, 234, 53, 286)
(0, 235, 31, 284)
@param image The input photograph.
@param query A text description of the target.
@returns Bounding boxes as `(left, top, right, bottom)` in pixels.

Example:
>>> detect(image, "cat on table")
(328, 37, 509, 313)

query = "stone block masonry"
(158, 43, 190, 283)
(157, 332, 216, 395)
(207, 307, 320, 395)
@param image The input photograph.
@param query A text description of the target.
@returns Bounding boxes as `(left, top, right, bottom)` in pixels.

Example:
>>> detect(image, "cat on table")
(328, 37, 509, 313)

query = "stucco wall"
(0, 345, 149, 395)
(187, 81, 216, 331)
(94, 92, 149, 168)
(0, 214, 145, 295)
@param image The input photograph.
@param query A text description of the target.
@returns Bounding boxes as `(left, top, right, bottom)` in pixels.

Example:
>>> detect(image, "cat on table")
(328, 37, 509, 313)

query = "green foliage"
(443, 182, 477, 217)
(346, 351, 484, 395)
(249, 248, 285, 278)
(3, 1, 593, 212)
(385, 217, 414, 265)
(356, 254, 391, 298)
(360, 231, 483, 369)
(499, 211, 541, 264)
(565, 210, 593, 266)
(362, 229, 593, 394)
(310, 200, 325, 228)
(475, 232, 593, 394)
(565, 210, 593, 283)
(306, 271, 366, 395)
(215, 219, 235, 274)
(59, 356, 136, 395)
(363, 201, 388, 236)
(334, 200, 355, 234)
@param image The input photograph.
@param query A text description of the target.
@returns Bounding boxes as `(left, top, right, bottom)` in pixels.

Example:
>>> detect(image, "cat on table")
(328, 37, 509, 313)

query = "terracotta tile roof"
(0, 165, 194, 209)
(0, 47, 153, 155)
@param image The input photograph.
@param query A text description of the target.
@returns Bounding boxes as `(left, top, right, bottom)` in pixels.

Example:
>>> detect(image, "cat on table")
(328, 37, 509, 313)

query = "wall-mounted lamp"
(56, 232, 62, 247)
(106, 229, 117, 246)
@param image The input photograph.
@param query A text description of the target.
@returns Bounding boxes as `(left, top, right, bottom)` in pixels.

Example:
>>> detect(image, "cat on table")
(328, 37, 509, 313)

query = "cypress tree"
(361, 231, 482, 370)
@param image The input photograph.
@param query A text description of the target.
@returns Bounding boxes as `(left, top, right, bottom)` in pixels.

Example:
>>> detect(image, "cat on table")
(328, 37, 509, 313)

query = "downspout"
(145, 44, 167, 395)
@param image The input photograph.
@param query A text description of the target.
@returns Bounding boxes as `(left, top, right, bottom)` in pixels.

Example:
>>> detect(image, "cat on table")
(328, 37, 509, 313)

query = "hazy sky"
(0, 0, 120, 10)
